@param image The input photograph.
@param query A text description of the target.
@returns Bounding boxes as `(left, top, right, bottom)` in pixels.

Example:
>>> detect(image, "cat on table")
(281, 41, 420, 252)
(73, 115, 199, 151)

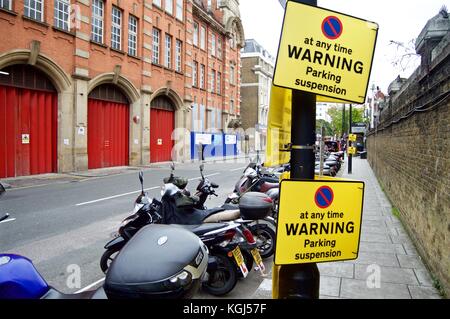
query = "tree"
(326, 105, 365, 137)
(316, 119, 333, 137)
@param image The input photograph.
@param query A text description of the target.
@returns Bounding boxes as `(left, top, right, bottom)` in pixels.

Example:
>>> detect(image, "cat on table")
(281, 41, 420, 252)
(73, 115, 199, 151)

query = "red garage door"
(0, 65, 57, 178)
(150, 96, 175, 163)
(88, 85, 129, 169)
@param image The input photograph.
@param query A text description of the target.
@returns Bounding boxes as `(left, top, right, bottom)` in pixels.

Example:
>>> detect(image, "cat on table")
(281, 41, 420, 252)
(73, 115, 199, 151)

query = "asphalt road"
(0, 159, 272, 298)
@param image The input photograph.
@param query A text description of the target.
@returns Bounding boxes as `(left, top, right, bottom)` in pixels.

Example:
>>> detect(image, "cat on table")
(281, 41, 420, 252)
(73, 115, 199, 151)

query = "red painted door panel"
(150, 108, 174, 163)
(0, 86, 57, 178)
(88, 99, 129, 169)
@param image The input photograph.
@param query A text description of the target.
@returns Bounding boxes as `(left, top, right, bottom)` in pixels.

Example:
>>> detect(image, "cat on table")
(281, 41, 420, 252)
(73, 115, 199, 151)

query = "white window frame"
(91, 0, 104, 43)
(211, 69, 215, 93)
(0, 0, 11, 10)
(200, 25, 206, 50)
(165, 0, 173, 15)
(111, 6, 122, 50)
(128, 15, 138, 56)
(230, 64, 235, 85)
(217, 72, 221, 95)
(153, 0, 161, 7)
(193, 22, 199, 47)
(200, 64, 205, 89)
(217, 37, 222, 59)
(192, 61, 198, 87)
(165, 33, 172, 69)
(211, 33, 216, 57)
(176, 0, 183, 21)
(54, 0, 70, 31)
(175, 39, 182, 72)
(152, 28, 161, 64)
(24, 0, 44, 22)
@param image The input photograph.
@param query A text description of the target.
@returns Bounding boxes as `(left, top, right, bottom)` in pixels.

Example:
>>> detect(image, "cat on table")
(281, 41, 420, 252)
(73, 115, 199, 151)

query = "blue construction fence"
(190, 132, 239, 160)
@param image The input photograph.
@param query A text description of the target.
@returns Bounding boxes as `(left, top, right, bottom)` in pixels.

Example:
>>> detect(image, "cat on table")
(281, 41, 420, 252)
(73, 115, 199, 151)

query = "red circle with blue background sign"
(315, 186, 334, 209)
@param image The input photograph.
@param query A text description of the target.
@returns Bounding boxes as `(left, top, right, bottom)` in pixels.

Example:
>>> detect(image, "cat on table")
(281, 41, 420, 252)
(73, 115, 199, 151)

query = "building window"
(24, 0, 44, 21)
(200, 25, 206, 50)
(230, 64, 235, 85)
(128, 15, 138, 56)
(54, 0, 70, 31)
(0, 0, 11, 10)
(165, 34, 172, 69)
(152, 28, 161, 64)
(200, 64, 205, 89)
(91, 0, 104, 43)
(193, 22, 199, 47)
(165, 0, 173, 15)
(211, 33, 216, 57)
(176, 0, 183, 20)
(153, 0, 161, 7)
(192, 61, 198, 87)
(175, 39, 182, 72)
(211, 69, 215, 93)
(217, 72, 221, 95)
(111, 6, 122, 50)
(217, 37, 222, 59)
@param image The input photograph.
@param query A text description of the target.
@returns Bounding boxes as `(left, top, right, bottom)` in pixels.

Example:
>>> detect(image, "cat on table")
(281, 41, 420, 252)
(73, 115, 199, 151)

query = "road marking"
(75, 186, 159, 206)
(230, 166, 247, 172)
(0, 218, 16, 224)
(75, 277, 105, 293)
(75, 173, 221, 206)
(187, 173, 220, 181)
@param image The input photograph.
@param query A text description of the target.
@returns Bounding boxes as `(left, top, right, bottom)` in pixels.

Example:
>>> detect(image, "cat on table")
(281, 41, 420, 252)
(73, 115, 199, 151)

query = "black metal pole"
(348, 104, 353, 174)
(277, 89, 320, 299)
(276, 0, 320, 300)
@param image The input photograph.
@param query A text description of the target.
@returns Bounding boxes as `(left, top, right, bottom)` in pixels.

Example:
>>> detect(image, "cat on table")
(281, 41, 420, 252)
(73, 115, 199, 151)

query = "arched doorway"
(150, 95, 175, 163)
(0, 64, 57, 178)
(88, 84, 130, 169)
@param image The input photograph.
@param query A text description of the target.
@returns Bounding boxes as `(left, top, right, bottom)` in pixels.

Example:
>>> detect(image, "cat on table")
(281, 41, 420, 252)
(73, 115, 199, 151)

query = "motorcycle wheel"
(202, 253, 238, 296)
(250, 224, 276, 259)
(100, 247, 121, 273)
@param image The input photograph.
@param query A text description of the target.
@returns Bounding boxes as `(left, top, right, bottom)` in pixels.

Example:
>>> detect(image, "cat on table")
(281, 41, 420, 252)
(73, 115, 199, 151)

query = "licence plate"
(251, 248, 266, 275)
(231, 246, 249, 278)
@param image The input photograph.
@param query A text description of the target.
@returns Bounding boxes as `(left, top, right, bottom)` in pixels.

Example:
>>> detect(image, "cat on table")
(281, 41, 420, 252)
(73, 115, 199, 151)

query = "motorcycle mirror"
(139, 171, 144, 194)
(200, 164, 204, 171)
(170, 162, 175, 171)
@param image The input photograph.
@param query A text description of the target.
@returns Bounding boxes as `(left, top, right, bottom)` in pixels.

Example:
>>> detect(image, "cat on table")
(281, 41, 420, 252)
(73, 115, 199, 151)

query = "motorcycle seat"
(178, 223, 230, 236)
(203, 209, 240, 223)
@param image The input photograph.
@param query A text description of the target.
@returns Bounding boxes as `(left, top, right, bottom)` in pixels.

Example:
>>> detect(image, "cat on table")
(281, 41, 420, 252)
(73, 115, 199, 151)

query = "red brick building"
(0, 0, 244, 177)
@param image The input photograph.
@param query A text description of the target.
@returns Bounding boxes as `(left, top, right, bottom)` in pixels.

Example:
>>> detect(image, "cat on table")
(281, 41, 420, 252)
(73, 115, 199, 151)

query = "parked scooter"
(0, 224, 209, 299)
(101, 171, 261, 296)
(192, 164, 277, 259)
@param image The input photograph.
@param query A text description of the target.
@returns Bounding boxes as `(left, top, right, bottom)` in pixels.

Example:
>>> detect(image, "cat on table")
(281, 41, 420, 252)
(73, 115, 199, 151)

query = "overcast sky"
(239, 0, 448, 95)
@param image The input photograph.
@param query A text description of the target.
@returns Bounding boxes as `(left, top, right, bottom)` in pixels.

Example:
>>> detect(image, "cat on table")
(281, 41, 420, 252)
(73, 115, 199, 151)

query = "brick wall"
(366, 40, 450, 297)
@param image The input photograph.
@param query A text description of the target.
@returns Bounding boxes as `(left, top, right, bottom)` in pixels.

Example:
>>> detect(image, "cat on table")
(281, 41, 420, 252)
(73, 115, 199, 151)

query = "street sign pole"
(348, 104, 353, 174)
(277, 0, 320, 299)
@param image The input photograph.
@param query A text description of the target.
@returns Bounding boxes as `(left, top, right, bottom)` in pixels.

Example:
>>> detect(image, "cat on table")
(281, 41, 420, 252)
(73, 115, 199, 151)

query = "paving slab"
(354, 264, 419, 285)
(408, 285, 441, 299)
(340, 278, 411, 299)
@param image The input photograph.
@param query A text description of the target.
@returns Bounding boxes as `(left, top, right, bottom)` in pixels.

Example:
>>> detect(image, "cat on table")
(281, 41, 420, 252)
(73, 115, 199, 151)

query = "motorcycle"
(100, 171, 262, 296)
(0, 223, 209, 299)
(192, 164, 277, 259)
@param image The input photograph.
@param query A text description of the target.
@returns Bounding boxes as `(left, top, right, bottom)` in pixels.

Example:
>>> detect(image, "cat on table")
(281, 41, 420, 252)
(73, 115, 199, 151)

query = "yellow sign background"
(273, 2, 378, 104)
(275, 179, 364, 265)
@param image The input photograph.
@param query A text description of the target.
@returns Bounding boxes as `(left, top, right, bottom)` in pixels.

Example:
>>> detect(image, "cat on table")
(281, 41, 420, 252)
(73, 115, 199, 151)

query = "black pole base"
(277, 263, 320, 299)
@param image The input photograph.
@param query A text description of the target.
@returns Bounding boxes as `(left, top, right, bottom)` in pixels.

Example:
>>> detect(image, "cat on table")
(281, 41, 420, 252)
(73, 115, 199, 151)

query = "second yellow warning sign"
(275, 179, 365, 265)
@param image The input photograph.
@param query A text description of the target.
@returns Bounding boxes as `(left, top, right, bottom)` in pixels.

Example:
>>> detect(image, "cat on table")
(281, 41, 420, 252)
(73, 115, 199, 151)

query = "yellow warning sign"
(348, 134, 357, 142)
(273, 2, 378, 104)
(348, 146, 356, 155)
(275, 179, 364, 265)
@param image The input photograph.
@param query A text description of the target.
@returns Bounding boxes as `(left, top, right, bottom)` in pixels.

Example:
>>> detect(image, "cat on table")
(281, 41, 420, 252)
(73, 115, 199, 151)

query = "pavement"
(252, 156, 443, 299)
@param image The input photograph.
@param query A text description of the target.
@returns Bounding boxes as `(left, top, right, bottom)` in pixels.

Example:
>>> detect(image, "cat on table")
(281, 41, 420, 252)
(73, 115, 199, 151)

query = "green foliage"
(316, 119, 333, 136)
(326, 105, 365, 137)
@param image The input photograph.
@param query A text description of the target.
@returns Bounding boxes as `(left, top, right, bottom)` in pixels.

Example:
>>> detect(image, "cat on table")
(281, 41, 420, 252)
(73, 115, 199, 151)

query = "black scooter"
(101, 171, 253, 296)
